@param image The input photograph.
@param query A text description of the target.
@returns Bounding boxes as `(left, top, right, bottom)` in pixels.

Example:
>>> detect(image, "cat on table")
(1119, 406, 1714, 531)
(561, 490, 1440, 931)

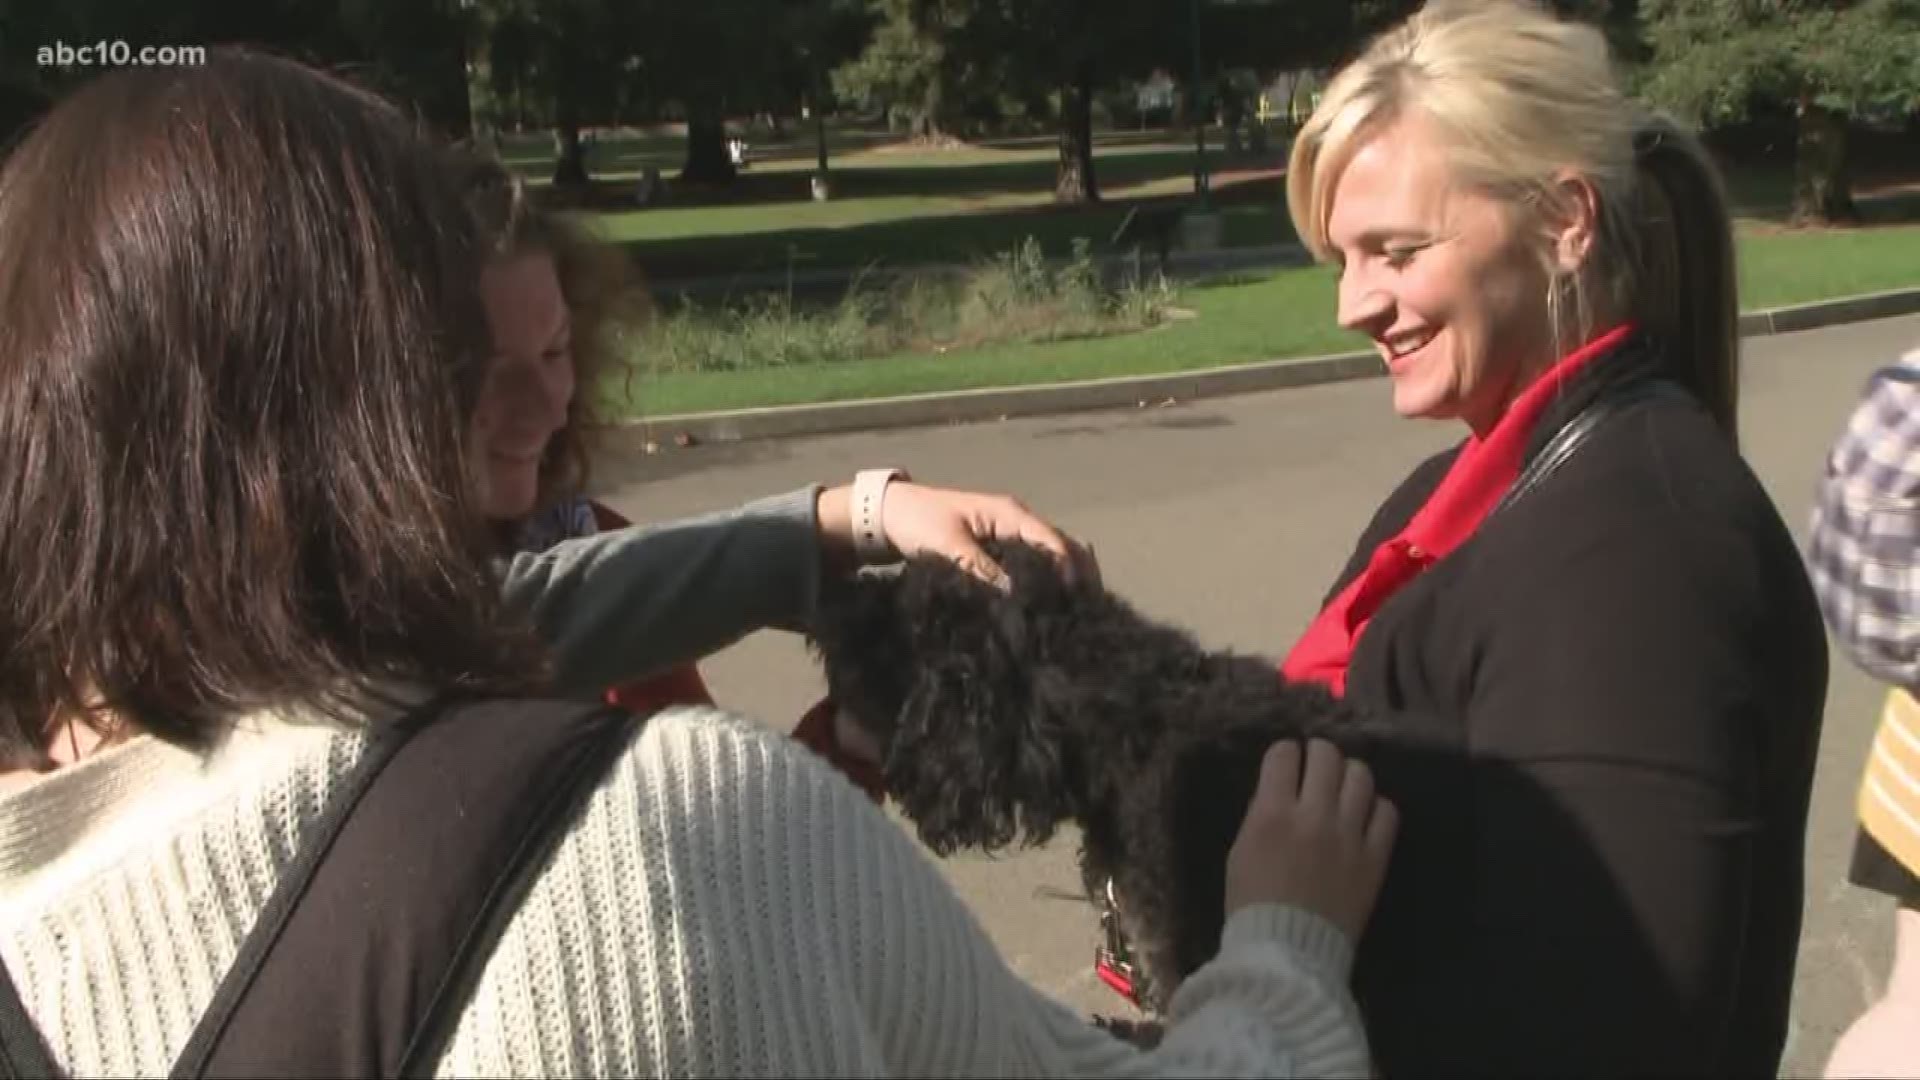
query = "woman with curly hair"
(460, 155, 1091, 784)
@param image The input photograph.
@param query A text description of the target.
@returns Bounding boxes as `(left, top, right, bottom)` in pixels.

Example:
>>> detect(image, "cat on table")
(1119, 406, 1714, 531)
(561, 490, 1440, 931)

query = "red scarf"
(1280, 324, 1635, 696)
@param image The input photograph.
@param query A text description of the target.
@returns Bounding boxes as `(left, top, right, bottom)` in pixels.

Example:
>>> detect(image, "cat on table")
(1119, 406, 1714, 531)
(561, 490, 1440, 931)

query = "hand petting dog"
(1227, 738, 1399, 943)
(814, 479, 1099, 593)
(809, 537, 1451, 1014)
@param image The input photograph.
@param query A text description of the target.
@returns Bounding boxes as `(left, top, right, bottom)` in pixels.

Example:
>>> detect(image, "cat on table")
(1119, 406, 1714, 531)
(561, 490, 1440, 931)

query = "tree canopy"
(1638, 0, 1920, 221)
(4, 0, 1913, 218)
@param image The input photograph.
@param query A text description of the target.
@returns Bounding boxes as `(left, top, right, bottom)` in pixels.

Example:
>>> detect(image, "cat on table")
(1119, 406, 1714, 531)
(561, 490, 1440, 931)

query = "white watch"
(851, 468, 909, 563)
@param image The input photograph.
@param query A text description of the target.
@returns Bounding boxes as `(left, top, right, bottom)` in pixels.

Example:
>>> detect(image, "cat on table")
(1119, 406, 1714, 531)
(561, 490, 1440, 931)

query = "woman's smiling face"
(1325, 115, 1558, 435)
(471, 252, 576, 520)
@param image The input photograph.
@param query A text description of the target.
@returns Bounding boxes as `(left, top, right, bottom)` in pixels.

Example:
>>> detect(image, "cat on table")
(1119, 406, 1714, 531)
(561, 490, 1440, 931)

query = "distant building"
(1136, 72, 1177, 115)
(1258, 70, 1324, 128)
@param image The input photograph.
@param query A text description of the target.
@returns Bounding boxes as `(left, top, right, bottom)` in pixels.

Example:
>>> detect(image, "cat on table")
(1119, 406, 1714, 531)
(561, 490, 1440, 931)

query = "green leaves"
(1640, 0, 1920, 122)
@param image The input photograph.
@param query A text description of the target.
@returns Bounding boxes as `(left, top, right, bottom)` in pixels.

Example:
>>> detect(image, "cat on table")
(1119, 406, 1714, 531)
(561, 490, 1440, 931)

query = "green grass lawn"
(607, 195, 1288, 282)
(506, 126, 1206, 183)
(534, 125, 1915, 282)
(1736, 226, 1920, 309)
(610, 222, 1920, 417)
(567, 133, 1291, 280)
(612, 268, 1348, 416)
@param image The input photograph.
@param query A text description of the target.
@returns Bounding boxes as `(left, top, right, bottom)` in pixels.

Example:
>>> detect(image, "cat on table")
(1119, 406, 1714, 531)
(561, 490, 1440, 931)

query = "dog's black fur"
(808, 540, 1458, 1012)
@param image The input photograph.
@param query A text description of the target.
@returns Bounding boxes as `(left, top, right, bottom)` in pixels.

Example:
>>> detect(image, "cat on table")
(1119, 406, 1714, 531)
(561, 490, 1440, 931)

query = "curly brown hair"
(456, 153, 646, 518)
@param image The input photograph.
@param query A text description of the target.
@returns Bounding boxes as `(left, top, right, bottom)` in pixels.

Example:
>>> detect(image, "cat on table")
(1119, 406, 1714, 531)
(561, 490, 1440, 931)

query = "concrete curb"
(620, 286, 1920, 447)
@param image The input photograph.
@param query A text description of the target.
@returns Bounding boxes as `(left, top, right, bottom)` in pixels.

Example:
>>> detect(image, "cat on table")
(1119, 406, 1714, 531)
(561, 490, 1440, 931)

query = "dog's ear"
(808, 570, 915, 750)
(881, 565, 1085, 856)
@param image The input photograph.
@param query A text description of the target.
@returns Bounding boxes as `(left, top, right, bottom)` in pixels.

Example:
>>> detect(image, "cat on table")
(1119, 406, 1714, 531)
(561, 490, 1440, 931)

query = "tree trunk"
(815, 100, 830, 174)
(913, 111, 952, 143)
(459, 10, 494, 148)
(551, 97, 588, 188)
(1792, 98, 1857, 225)
(1055, 64, 1099, 205)
(808, 66, 830, 175)
(912, 73, 954, 144)
(680, 110, 737, 185)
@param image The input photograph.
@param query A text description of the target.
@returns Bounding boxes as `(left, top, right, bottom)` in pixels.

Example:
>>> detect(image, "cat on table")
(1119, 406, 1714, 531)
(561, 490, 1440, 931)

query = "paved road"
(594, 312, 1920, 1075)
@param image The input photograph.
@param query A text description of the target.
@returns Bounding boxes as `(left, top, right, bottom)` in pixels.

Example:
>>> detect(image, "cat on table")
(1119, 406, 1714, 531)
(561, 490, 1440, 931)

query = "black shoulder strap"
(183, 696, 642, 1079)
(0, 964, 56, 1080)
(0, 694, 643, 1080)
(1495, 377, 1694, 516)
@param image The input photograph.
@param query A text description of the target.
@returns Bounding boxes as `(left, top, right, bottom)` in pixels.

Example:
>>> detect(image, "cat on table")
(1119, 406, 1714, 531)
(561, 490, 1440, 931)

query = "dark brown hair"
(0, 52, 544, 766)
(455, 152, 644, 515)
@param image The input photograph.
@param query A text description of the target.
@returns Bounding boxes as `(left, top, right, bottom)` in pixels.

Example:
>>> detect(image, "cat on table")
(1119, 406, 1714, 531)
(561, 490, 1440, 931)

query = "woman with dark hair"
(0, 54, 1394, 1077)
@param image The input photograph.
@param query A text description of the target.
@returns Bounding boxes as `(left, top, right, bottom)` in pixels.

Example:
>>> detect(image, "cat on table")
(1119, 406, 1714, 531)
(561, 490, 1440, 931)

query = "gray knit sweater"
(498, 487, 823, 696)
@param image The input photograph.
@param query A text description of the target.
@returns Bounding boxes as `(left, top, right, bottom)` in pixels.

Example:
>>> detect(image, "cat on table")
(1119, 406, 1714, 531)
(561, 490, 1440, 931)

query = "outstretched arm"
(499, 478, 1097, 697)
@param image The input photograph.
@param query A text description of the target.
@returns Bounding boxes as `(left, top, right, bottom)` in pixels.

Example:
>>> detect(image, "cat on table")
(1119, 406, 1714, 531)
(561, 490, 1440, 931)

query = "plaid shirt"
(1807, 347, 1920, 689)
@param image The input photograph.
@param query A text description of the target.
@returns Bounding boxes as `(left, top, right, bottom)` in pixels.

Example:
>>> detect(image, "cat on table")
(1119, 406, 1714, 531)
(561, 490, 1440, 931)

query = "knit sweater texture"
(0, 701, 1371, 1077)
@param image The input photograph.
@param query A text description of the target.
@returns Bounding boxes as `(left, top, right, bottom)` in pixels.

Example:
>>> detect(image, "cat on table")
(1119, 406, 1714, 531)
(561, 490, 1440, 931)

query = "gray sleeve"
(499, 486, 824, 696)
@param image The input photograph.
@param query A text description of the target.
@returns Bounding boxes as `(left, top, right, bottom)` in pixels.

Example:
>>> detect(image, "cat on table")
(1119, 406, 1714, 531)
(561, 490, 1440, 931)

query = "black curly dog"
(808, 539, 1459, 1015)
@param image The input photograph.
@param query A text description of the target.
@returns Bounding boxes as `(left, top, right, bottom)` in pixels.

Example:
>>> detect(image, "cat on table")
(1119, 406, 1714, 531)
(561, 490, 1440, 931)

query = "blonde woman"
(1277, 2, 1827, 1074)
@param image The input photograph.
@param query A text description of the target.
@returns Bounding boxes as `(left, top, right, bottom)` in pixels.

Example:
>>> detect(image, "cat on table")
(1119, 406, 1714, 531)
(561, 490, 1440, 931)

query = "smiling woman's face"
(472, 252, 576, 520)
(1325, 115, 1556, 435)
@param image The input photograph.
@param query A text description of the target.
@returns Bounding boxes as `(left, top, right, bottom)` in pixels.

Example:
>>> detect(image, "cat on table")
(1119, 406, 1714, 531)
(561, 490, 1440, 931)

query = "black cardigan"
(1331, 341, 1828, 1077)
